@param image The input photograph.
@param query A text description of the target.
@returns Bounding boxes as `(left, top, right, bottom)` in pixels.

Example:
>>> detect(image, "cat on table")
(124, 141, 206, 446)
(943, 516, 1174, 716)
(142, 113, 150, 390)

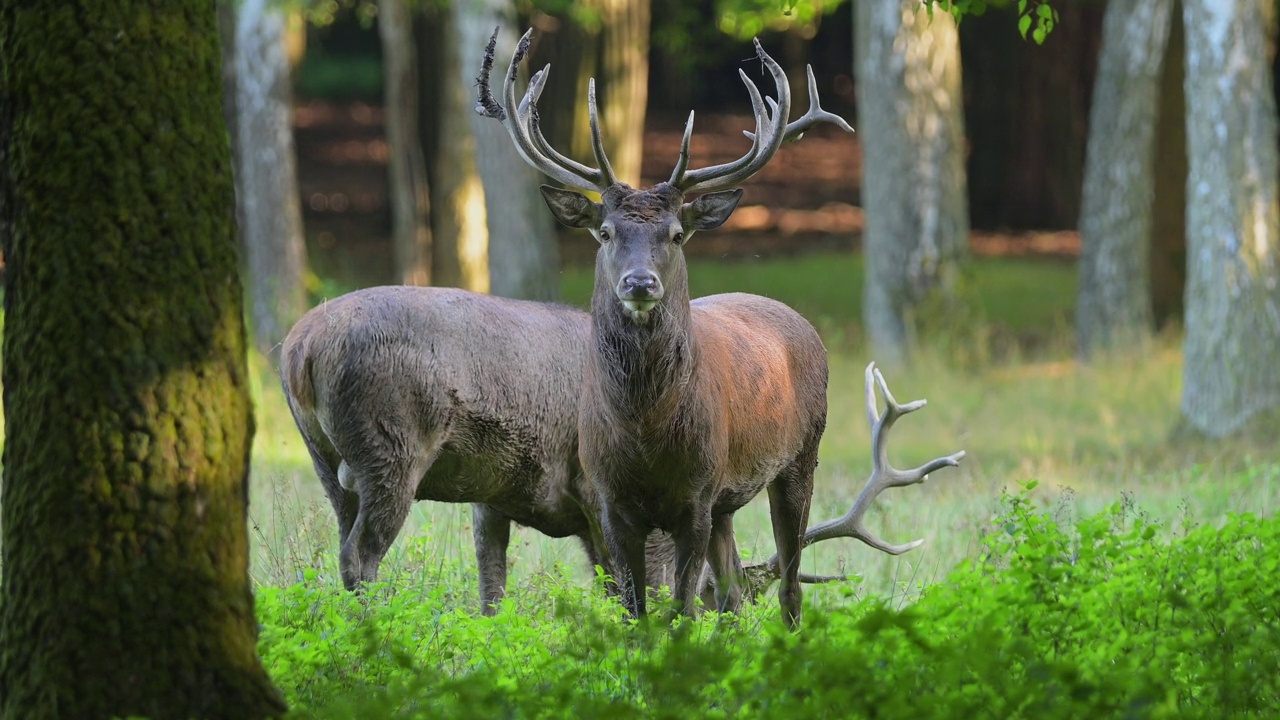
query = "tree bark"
(0, 3, 286, 719)
(424, 6, 490, 292)
(537, 0, 649, 188)
(456, 1, 561, 301)
(595, 0, 650, 187)
(380, 0, 433, 286)
(855, 0, 971, 363)
(1076, 0, 1174, 357)
(1180, 0, 1280, 436)
(234, 0, 308, 355)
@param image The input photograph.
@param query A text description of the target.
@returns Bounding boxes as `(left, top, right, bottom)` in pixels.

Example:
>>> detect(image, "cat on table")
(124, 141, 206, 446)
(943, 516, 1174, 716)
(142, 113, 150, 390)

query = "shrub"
(258, 484, 1278, 719)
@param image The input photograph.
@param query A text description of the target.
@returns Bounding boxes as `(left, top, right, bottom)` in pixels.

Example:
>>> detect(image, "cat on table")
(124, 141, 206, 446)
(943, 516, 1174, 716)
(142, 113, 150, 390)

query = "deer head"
(475, 28, 854, 323)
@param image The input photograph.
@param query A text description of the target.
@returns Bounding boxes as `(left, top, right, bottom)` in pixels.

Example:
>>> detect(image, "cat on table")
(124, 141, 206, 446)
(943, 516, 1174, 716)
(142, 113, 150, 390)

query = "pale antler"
(668, 40, 855, 196)
(474, 28, 616, 192)
(740, 362, 965, 597)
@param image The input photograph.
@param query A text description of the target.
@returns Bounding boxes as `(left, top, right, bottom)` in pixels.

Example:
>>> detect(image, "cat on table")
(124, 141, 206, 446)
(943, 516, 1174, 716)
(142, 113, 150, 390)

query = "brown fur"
(546, 185, 829, 627)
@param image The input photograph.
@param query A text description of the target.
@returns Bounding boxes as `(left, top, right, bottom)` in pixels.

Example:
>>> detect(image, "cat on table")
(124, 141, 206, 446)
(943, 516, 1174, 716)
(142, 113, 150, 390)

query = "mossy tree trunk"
(1179, 0, 1280, 436)
(0, 3, 286, 719)
(1076, 0, 1174, 357)
(855, 0, 971, 363)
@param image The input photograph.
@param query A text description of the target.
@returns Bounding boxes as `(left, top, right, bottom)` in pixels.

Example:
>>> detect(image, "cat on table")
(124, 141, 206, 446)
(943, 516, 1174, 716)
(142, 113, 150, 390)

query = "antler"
(740, 362, 965, 596)
(668, 40, 855, 195)
(475, 28, 617, 192)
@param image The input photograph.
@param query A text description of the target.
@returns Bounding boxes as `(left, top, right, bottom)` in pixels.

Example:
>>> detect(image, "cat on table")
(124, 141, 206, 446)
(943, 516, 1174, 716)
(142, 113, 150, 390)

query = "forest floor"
(292, 100, 1080, 288)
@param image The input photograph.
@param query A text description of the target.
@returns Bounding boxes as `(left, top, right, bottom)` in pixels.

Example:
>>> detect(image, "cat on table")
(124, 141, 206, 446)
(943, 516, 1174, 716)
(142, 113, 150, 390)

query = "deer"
(279, 287, 601, 611)
(477, 28, 864, 627)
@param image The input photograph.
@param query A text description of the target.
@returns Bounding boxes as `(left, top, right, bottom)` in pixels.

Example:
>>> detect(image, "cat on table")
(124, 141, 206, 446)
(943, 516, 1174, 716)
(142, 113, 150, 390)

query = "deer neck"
(588, 269, 697, 426)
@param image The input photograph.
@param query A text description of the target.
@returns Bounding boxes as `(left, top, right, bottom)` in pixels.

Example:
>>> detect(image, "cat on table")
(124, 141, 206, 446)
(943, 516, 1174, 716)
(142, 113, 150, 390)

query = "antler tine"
(669, 69, 770, 189)
(755, 362, 964, 577)
(523, 66, 602, 181)
(744, 65, 856, 144)
(666, 111, 696, 186)
(674, 38, 793, 195)
(587, 78, 619, 187)
(475, 27, 612, 193)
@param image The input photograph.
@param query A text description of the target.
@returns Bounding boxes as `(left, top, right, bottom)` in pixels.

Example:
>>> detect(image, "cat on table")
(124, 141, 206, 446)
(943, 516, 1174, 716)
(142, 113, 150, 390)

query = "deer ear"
(539, 186, 603, 229)
(681, 189, 744, 231)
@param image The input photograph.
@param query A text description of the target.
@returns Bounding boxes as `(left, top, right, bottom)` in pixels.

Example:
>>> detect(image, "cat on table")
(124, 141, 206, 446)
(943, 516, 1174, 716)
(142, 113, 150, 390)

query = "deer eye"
(598, 227, 611, 242)
(671, 230, 684, 245)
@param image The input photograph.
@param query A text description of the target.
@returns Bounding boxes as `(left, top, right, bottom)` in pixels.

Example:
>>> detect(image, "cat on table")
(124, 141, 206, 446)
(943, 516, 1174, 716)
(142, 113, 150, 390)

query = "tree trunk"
(234, 0, 309, 355)
(1180, 0, 1280, 436)
(595, 0, 650, 187)
(536, 0, 649, 188)
(455, 1, 561, 301)
(424, 6, 489, 292)
(380, 0, 433, 286)
(1150, 1, 1188, 329)
(1076, 0, 1174, 357)
(855, 0, 971, 363)
(0, 3, 286, 719)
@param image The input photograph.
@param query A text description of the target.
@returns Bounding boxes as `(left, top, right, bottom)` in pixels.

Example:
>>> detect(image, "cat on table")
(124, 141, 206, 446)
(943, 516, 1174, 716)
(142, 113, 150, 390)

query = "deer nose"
(620, 272, 662, 300)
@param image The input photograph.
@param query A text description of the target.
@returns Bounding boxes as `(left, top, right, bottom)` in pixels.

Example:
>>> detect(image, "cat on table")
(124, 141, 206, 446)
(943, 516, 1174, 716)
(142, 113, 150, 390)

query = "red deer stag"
(478, 29, 856, 627)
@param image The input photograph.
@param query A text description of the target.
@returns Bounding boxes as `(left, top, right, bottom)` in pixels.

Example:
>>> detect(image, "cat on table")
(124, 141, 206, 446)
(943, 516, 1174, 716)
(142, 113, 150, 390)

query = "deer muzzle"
(618, 272, 663, 315)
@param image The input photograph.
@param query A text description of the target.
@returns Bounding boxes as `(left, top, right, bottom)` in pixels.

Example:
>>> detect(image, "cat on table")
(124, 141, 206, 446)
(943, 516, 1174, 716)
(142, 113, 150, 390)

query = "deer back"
(281, 286, 591, 528)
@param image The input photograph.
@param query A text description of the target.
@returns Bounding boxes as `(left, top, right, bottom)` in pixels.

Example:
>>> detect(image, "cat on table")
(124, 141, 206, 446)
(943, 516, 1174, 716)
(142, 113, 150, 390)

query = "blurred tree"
(528, 0, 649, 187)
(1179, 0, 1280, 436)
(855, 0, 971, 363)
(233, 0, 310, 355)
(1076, 0, 1174, 357)
(457, 9, 560, 300)
(961, 3, 1103, 232)
(0, 2, 286, 718)
(380, 0, 433, 285)
(421, 4, 490, 291)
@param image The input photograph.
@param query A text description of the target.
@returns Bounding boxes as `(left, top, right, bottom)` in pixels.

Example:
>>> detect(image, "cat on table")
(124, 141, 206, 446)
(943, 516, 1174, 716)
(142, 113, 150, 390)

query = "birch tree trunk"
(380, 0, 433, 286)
(456, 0, 560, 300)
(235, 0, 308, 354)
(1076, 0, 1174, 357)
(427, 6, 489, 292)
(855, 0, 971, 363)
(1180, 0, 1280, 436)
(0, 2, 285, 717)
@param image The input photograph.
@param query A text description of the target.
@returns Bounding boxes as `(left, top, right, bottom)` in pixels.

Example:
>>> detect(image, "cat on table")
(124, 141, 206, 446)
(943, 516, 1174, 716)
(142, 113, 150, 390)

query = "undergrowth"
(258, 482, 1279, 718)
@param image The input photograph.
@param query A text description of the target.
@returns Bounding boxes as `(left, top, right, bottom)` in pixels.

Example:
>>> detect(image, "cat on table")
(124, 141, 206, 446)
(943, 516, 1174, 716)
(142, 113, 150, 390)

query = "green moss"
(0, 1, 283, 718)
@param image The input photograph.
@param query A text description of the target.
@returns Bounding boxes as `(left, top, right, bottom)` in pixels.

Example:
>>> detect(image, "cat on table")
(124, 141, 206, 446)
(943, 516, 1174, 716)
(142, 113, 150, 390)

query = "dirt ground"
(293, 100, 1079, 285)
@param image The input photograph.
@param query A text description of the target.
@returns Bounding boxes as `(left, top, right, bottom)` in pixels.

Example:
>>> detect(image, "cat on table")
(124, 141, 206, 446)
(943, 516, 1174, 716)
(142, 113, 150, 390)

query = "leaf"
(1018, 13, 1032, 39)
(1033, 24, 1047, 44)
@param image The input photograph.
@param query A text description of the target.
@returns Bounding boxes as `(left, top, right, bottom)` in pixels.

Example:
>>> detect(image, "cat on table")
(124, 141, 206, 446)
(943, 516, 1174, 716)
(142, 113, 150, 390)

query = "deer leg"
(471, 503, 511, 616)
(707, 513, 744, 614)
(672, 511, 713, 618)
(768, 460, 815, 630)
(602, 506, 649, 618)
(299, 424, 358, 549)
(340, 451, 433, 591)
